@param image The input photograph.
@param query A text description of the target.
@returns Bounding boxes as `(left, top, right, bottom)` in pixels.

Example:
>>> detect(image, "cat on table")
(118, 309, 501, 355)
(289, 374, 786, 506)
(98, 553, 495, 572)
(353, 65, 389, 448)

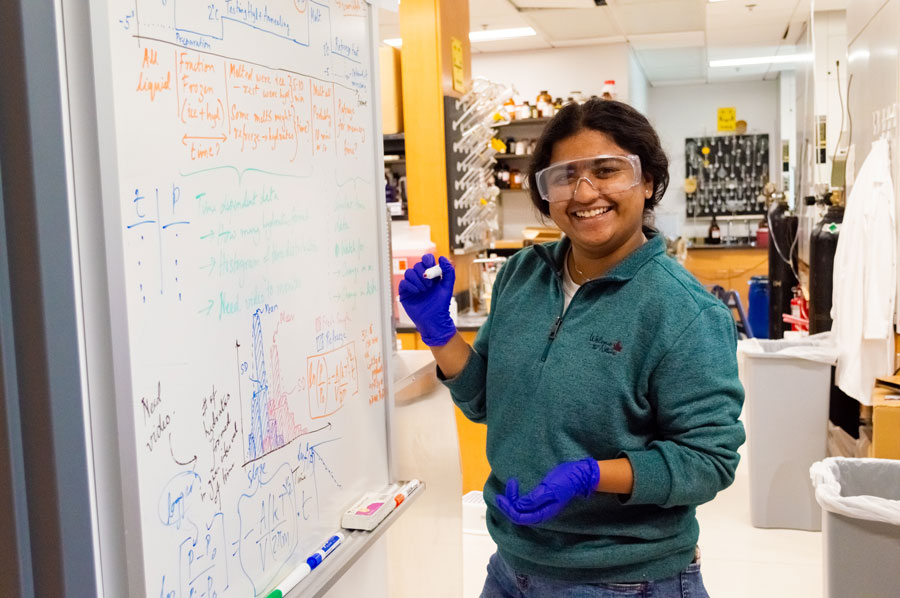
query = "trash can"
(738, 335, 838, 530)
(811, 458, 900, 598)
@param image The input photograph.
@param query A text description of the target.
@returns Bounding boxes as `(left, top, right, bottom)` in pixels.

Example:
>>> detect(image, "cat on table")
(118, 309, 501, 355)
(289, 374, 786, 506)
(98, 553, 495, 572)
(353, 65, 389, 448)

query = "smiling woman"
(398, 99, 746, 597)
(526, 99, 670, 281)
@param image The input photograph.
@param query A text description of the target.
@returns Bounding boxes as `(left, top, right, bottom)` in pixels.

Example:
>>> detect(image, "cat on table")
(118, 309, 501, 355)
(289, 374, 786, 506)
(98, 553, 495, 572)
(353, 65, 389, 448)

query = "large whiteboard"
(95, 1, 390, 595)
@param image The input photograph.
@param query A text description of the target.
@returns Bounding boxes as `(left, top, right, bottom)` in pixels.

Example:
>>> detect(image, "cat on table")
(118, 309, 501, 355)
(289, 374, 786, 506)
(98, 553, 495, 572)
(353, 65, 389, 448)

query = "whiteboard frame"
(66, 0, 399, 595)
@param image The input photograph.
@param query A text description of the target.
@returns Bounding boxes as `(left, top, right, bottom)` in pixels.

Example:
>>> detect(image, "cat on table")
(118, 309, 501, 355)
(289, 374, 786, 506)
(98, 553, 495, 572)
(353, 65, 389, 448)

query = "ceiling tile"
(471, 0, 524, 20)
(378, 0, 825, 85)
(511, 0, 596, 7)
(707, 43, 800, 61)
(636, 46, 706, 81)
(522, 8, 621, 41)
(551, 35, 627, 47)
(471, 37, 555, 54)
(628, 30, 705, 50)
(614, 0, 705, 35)
(707, 25, 789, 49)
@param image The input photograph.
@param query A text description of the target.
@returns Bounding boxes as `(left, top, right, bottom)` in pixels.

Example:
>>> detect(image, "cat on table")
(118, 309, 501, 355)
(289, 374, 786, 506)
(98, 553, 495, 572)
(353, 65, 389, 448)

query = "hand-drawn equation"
(125, 184, 189, 303)
(126, 0, 372, 165)
(306, 342, 359, 419)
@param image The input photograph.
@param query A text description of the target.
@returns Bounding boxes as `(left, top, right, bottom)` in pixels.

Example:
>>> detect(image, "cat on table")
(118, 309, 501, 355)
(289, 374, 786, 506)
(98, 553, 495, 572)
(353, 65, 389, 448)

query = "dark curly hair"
(526, 99, 669, 217)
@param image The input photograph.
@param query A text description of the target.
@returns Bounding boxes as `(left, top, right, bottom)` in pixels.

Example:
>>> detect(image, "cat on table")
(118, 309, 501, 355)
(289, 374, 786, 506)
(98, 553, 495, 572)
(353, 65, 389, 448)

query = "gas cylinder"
(767, 198, 799, 339)
(808, 204, 844, 334)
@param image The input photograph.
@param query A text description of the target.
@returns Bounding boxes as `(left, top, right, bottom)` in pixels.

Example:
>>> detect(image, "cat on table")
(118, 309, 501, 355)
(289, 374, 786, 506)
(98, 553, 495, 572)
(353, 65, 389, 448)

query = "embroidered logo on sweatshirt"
(589, 334, 623, 355)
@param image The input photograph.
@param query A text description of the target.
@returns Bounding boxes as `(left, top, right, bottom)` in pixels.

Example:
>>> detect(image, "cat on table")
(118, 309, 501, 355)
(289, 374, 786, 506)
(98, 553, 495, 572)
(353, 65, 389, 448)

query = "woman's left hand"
(495, 458, 600, 525)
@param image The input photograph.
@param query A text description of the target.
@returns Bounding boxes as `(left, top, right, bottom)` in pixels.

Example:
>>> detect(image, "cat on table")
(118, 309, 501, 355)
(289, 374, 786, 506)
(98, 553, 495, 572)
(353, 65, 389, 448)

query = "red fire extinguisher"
(783, 286, 809, 332)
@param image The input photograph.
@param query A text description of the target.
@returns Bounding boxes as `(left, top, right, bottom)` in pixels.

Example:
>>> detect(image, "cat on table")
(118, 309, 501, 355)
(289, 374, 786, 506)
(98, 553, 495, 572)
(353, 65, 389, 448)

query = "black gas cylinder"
(808, 205, 844, 334)
(767, 200, 799, 339)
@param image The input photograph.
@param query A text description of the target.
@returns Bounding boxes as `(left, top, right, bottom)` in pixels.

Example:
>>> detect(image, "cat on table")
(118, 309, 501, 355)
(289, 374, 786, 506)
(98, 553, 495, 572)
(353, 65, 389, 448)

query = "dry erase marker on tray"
(263, 562, 312, 598)
(263, 533, 344, 597)
(423, 264, 443, 279)
(341, 492, 395, 530)
(307, 533, 343, 569)
(392, 479, 421, 507)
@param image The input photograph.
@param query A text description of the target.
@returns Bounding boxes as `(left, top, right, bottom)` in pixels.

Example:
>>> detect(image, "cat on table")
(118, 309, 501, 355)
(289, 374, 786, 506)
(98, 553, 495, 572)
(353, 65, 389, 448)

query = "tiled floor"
(462, 441, 823, 597)
(696, 442, 823, 598)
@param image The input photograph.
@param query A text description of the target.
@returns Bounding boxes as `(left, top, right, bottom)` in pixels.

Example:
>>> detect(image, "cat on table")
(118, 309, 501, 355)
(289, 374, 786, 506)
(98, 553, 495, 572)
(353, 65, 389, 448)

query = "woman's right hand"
(398, 254, 457, 346)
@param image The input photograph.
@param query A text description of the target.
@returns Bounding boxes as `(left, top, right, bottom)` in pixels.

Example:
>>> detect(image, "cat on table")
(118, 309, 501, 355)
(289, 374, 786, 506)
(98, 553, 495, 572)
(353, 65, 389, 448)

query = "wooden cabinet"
(683, 246, 768, 311)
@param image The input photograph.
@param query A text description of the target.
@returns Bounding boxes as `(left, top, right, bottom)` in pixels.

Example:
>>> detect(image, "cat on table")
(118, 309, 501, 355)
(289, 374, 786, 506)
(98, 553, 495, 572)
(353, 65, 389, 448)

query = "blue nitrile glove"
(397, 253, 456, 346)
(495, 458, 600, 526)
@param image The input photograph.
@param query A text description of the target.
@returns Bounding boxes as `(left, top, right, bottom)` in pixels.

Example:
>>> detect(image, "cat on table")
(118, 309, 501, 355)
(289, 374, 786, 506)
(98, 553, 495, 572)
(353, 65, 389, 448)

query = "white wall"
(628, 48, 649, 115)
(812, 10, 849, 187)
(647, 80, 780, 240)
(471, 44, 631, 106)
(778, 71, 797, 207)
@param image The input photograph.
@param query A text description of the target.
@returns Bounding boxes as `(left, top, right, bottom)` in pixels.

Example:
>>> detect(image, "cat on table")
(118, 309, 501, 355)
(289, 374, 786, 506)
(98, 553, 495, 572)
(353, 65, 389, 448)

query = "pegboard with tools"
(684, 134, 770, 217)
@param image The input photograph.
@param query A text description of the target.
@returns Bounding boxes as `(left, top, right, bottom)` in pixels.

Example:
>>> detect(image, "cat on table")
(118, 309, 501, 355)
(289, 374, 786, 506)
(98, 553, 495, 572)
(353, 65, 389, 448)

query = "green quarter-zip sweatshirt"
(442, 232, 745, 583)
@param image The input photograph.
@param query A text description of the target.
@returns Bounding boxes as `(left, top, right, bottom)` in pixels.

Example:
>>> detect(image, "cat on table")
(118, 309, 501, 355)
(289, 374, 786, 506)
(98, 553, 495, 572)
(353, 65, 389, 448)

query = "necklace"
(568, 248, 590, 284)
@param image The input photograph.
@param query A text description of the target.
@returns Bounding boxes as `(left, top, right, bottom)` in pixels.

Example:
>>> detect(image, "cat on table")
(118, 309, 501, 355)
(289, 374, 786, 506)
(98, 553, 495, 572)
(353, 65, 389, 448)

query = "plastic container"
(738, 336, 837, 530)
(601, 79, 616, 100)
(747, 276, 769, 339)
(390, 222, 436, 326)
(811, 458, 900, 598)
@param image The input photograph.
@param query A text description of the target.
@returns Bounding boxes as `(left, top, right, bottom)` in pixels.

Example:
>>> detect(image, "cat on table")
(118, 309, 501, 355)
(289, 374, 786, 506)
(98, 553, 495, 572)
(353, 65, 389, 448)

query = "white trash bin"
(462, 491, 496, 597)
(811, 458, 900, 598)
(738, 335, 837, 530)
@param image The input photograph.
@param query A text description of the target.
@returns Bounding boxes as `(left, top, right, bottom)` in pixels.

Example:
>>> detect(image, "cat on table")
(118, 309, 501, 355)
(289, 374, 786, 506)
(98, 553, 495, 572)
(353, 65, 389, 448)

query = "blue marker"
(307, 533, 344, 569)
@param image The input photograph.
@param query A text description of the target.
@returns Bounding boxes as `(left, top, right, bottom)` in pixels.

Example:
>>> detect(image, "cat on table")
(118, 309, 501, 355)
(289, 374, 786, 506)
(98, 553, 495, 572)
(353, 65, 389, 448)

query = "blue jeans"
(480, 552, 711, 598)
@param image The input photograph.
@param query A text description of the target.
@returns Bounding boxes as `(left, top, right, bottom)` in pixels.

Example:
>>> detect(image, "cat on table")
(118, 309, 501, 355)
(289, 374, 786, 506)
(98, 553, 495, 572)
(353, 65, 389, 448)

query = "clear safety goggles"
(534, 154, 642, 202)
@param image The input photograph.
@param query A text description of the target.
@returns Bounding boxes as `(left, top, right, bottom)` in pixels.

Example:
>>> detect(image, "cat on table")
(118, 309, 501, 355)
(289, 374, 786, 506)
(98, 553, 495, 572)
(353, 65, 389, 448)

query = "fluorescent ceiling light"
(708, 0, 729, 3)
(709, 53, 813, 67)
(383, 27, 537, 48)
(469, 27, 536, 43)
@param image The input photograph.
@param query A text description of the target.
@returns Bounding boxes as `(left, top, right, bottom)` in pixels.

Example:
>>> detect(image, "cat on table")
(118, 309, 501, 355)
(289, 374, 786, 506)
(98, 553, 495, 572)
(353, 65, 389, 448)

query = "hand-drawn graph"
(246, 308, 311, 462)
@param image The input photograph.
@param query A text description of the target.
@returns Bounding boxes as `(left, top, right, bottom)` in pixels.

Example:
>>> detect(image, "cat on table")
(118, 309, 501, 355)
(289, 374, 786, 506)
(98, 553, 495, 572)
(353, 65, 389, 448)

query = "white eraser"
(341, 493, 394, 531)
(423, 264, 443, 279)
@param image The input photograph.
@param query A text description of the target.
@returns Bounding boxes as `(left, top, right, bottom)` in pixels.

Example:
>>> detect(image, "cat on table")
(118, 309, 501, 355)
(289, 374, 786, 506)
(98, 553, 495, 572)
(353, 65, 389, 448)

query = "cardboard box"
(522, 226, 562, 245)
(379, 45, 403, 134)
(871, 385, 900, 459)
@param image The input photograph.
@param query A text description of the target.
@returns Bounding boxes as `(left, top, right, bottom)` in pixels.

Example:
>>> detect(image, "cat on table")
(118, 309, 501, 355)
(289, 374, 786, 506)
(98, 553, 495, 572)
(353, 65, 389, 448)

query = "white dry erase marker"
(263, 562, 312, 598)
(423, 264, 443, 279)
(306, 532, 344, 569)
(392, 479, 421, 507)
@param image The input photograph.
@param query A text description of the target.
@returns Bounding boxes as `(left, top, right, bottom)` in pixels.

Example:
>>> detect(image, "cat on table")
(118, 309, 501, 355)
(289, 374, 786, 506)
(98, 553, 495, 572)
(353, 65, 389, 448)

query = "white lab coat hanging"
(831, 138, 896, 406)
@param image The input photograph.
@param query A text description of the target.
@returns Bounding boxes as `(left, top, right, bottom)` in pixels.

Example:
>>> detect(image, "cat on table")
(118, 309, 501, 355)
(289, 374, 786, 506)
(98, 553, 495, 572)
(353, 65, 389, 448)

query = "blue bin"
(748, 275, 769, 339)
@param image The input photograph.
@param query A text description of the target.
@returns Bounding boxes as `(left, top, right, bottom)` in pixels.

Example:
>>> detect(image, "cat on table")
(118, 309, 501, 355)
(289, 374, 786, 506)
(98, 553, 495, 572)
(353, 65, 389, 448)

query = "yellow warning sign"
(717, 107, 736, 132)
(451, 37, 465, 94)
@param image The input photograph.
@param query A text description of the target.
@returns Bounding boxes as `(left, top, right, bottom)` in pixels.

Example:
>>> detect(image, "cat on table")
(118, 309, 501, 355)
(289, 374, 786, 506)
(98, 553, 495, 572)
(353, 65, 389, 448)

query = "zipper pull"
(548, 316, 562, 340)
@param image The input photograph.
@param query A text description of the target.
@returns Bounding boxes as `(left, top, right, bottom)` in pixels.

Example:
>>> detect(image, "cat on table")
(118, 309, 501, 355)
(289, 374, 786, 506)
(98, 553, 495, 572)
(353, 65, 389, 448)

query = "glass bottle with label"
(509, 168, 522, 190)
(495, 163, 510, 189)
(518, 102, 532, 120)
(504, 97, 517, 120)
(536, 90, 553, 118)
(708, 215, 722, 245)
